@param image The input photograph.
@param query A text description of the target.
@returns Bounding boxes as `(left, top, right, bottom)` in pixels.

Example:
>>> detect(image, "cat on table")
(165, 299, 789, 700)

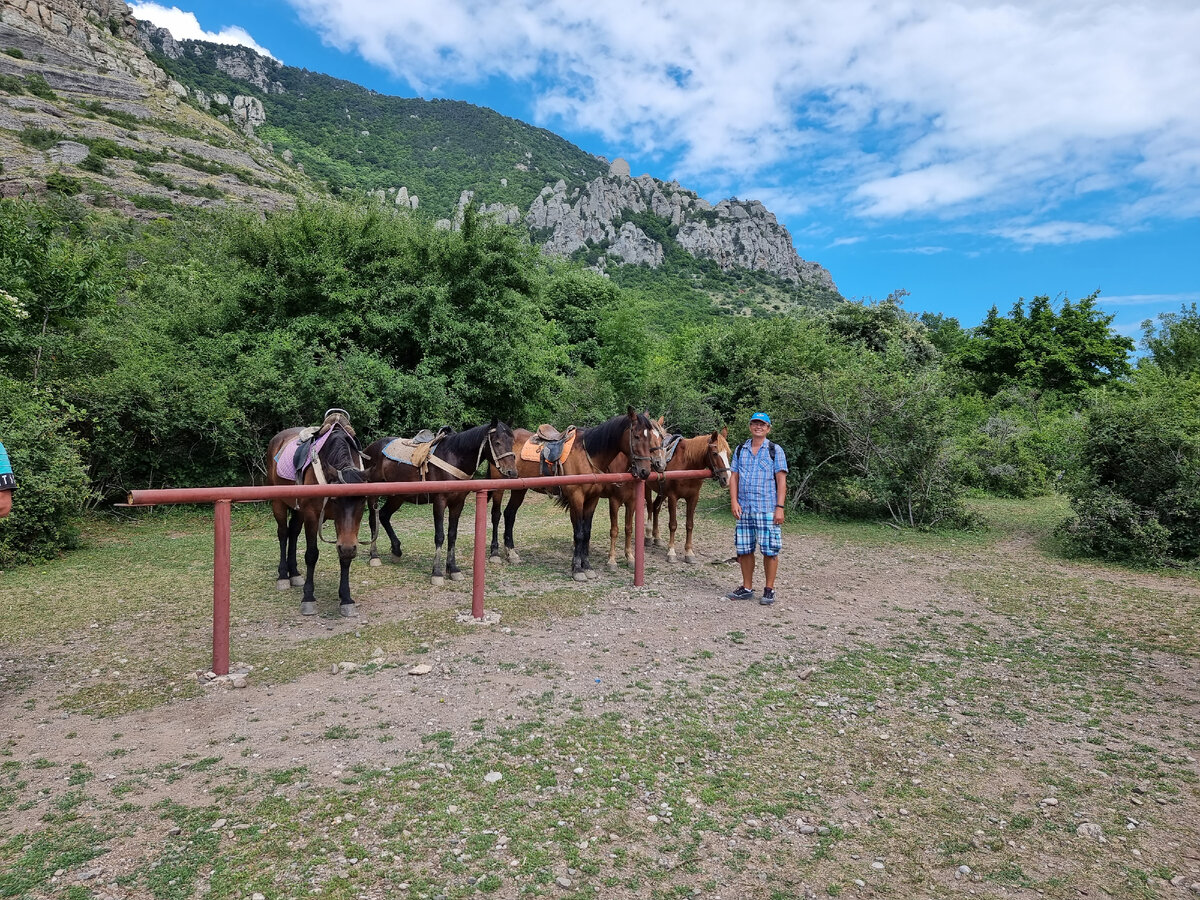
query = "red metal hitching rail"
(127, 470, 712, 675)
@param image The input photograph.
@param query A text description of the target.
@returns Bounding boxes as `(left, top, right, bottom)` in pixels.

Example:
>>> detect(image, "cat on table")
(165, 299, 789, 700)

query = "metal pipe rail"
(127, 470, 712, 675)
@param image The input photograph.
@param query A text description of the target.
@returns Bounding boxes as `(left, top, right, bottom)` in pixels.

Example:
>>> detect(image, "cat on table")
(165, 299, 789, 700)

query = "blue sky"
(130, 0, 1200, 334)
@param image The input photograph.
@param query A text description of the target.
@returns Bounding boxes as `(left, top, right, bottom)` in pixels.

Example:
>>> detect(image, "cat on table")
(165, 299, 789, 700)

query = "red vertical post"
(633, 478, 646, 586)
(472, 489, 488, 620)
(213, 499, 231, 676)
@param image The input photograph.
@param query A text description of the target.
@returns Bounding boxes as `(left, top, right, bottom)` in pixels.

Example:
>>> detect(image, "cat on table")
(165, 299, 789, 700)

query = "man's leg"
(738, 553, 755, 589)
(763, 554, 778, 589)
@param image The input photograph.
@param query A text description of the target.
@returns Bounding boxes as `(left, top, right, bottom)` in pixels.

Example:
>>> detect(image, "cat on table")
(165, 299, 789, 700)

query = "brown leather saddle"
(521, 424, 579, 476)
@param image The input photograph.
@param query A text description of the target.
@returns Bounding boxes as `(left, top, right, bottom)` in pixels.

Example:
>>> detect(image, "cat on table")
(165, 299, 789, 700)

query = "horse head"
(486, 418, 519, 479)
(708, 426, 732, 487)
(625, 406, 660, 480)
(321, 423, 367, 485)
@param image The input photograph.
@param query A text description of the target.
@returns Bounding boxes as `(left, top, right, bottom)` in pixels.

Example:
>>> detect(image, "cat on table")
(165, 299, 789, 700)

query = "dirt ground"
(3, 493, 1200, 899)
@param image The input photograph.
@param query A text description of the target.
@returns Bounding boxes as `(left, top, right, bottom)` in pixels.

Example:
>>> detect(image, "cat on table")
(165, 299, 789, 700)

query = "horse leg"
(300, 513, 319, 616)
(380, 497, 403, 559)
(287, 508, 304, 586)
(650, 490, 664, 547)
(606, 496, 620, 570)
(445, 494, 466, 581)
(273, 501, 291, 589)
(489, 489, 505, 562)
(430, 495, 446, 586)
(336, 500, 360, 617)
(683, 492, 697, 563)
(367, 498, 382, 567)
(581, 494, 601, 579)
(667, 494, 680, 562)
(569, 499, 587, 582)
(503, 488, 526, 564)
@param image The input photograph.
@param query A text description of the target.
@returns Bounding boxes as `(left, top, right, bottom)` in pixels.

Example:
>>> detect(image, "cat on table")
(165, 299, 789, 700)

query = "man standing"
(726, 412, 788, 605)
(0, 440, 14, 518)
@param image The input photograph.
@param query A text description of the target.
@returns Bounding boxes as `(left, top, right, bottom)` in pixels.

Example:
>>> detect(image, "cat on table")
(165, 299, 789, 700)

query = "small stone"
(252, 894, 266, 900)
(408, 664, 432, 675)
(958, 865, 972, 875)
(1040, 798, 1058, 807)
(210, 818, 227, 831)
(556, 876, 572, 888)
(1076, 823, 1104, 841)
(484, 772, 503, 784)
(871, 861, 885, 870)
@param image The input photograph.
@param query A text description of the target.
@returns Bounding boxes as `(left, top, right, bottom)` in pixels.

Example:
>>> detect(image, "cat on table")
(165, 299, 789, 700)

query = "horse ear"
(720, 426, 728, 438)
(656, 415, 665, 428)
(710, 430, 719, 441)
(627, 405, 635, 419)
(491, 416, 498, 428)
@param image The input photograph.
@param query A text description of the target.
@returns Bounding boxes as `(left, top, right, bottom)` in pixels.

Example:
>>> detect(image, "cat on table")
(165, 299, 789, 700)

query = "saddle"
(521, 424, 579, 477)
(662, 433, 684, 465)
(382, 426, 451, 469)
(291, 410, 360, 476)
(275, 430, 333, 483)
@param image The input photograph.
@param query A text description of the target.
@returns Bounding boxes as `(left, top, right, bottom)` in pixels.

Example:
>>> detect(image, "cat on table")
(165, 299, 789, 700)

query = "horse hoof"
(684, 554, 696, 564)
(339, 603, 357, 618)
(606, 561, 618, 572)
(276, 578, 290, 591)
(585, 568, 599, 580)
(490, 554, 503, 564)
(391, 550, 403, 560)
(506, 550, 521, 565)
(573, 571, 589, 583)
(449, 571, 464, 582)
(290, 575, 305, 587)
(431, 576, 445, 586)
(369, 557, 382, 568)
(300, 601, 317, 616)
(667, 550, 677, 563)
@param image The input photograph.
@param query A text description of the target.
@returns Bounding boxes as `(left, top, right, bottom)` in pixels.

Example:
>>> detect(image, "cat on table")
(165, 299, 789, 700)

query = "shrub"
(18, 126, 62, 150)
(3, 47, 24, 58)
(1059, 371, 1200, 562)
(0, 385, 93, 566)
(128, 194, 173, 211)
(78, 152, 107, 174)
(45, 171, 82, 195)
(23, 72, 56, 100)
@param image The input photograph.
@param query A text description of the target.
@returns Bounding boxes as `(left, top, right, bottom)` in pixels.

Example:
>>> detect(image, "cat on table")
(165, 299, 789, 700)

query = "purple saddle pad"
(275, 431, 331, 482)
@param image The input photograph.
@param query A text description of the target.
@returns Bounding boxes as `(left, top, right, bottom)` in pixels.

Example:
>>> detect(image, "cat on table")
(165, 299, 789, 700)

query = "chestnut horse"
(489, 409, 664, 581)
(363, 422, 517, 584)
(644, 428, 732, 563)
(265, 419, 367, 617)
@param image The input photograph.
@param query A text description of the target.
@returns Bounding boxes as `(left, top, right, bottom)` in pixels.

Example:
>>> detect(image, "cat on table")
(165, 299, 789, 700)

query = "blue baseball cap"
(749, 412, 771, 425)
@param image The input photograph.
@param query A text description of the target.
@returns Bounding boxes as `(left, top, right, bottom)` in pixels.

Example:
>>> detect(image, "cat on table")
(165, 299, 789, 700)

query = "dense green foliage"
(0, 193, 1189, 566)
(146, 43, 606, 218)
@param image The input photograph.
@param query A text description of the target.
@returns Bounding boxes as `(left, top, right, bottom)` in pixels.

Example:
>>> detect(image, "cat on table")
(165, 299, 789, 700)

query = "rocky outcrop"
(212, 47, 284, 94)
(526, 173, 835, 287)
(231, 94, 264, 134)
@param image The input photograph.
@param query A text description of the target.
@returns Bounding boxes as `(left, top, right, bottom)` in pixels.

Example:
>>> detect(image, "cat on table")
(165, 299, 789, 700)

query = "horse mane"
(320, 426, 360, 472)
(434, 423, 492, 459)
(583, 413, 643, 455)
(675, 434, 709, 468)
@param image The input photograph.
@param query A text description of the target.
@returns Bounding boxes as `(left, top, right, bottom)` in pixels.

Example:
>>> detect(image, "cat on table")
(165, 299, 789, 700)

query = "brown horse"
(601, 415, 671, 569)
(643, 428, 732, 563)
(489, 409, 664, 581)
(265, 417, 368, 617)
(363, 421, 518, 584)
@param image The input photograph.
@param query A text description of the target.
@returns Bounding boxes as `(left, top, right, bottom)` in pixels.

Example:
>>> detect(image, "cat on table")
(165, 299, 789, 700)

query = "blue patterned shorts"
(735, 511, 781, 557)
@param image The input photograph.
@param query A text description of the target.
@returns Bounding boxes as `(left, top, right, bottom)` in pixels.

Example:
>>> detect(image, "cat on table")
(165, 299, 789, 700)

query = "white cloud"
(129, 3, 279, 59)
(281, 0, 1200, 230)
(1096, 292, 1200, 308)
(995, 221, 1120, 247)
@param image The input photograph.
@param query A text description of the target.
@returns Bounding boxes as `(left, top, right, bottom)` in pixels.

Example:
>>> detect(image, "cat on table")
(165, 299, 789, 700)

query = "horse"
(488, 408, 665, 581)
(363, 421, 518, 585)
(642, 427, 732, 563)
(265, 414, 368, 617)
(602, 415, 672, 570)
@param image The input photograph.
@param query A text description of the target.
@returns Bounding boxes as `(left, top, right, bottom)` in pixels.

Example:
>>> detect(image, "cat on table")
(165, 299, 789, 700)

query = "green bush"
(45, 172, 82, 196)
(0, 384, 93, 566)
(78, 152, 107, 174)
(1058, 370, 1200, 562)
(18, 126, 62, 150)
(23, 72, 56, 100)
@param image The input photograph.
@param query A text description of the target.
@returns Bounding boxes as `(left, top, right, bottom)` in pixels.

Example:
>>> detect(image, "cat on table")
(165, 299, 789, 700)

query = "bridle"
(627, 418, 661, 477)
(484, 426, 517, 477)
(313, 424, 366, 545)
(707, 440, 731, 482)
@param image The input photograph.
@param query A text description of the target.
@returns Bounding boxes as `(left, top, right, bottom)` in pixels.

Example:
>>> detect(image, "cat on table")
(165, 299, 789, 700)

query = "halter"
(314, 424, 366, 545)
(707, 439, 731, 482)
(627, 418, 659, 475)
(485, 426, 518, 476)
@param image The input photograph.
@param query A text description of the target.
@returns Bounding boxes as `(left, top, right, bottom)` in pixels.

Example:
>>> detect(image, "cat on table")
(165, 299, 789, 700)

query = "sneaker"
(725, 586, 755, 601)
(759, 588, 776, 605)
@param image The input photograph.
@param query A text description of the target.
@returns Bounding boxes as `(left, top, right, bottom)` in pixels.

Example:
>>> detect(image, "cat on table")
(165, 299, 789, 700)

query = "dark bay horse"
(363, 422, 517, 584)
(265, 418, 367, 617)
(645, 428, 732, 563)
(489, 409, 665, 581)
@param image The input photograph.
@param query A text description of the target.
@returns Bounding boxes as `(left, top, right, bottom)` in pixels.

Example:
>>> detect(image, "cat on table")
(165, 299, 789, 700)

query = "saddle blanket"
(520, 428, 577, 463)
(662, 433, 683, 465)
(274, 431, 331, 482)
(382, 436, 436, 468)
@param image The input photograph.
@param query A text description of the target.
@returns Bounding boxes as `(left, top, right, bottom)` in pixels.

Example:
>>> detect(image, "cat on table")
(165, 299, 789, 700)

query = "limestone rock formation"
(525, 173, 836, 288)
(231, 94, 264, 134)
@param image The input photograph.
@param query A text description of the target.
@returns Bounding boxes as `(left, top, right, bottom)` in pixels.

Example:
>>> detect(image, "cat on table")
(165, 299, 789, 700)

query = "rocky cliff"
(526, 167, 835, 288)
(0, 0, 308, 212)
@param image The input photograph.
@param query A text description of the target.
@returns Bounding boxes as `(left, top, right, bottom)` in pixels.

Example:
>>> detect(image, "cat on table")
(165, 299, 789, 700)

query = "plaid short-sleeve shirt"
(730, 439, 787, 513)
(0, 441, 14, 491)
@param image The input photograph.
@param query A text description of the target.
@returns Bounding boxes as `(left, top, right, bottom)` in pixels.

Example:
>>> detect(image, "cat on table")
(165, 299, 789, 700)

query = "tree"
(956, 292, 1133, 395)
(1141, 304, 1200, 375)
